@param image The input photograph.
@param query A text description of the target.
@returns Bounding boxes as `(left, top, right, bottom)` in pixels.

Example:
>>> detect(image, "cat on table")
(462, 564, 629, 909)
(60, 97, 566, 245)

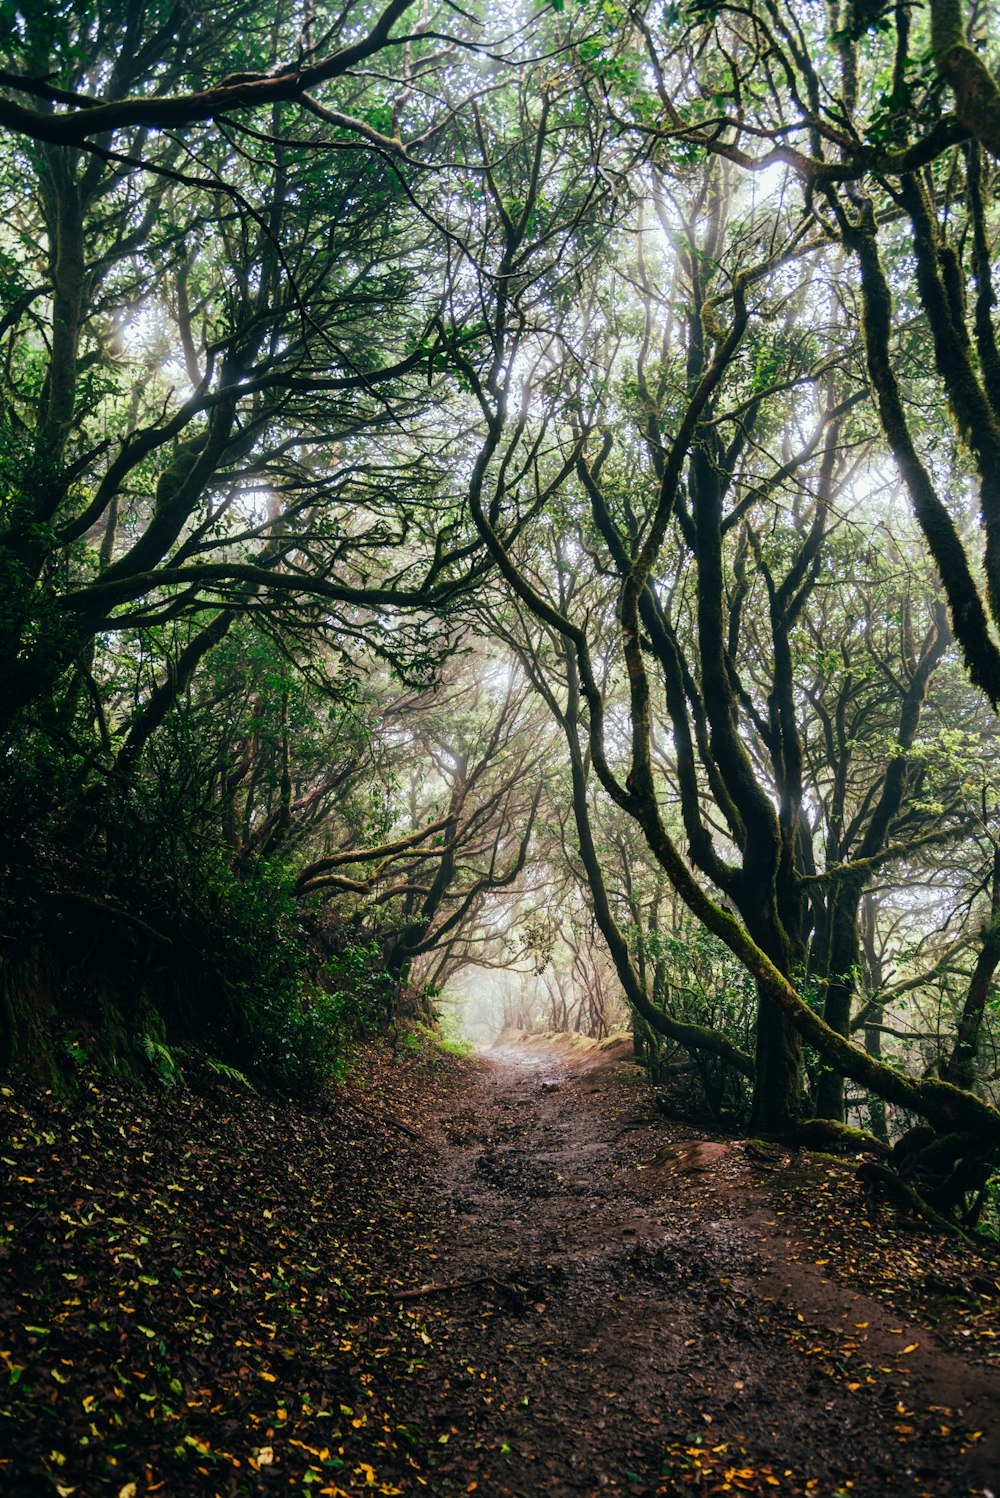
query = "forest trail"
(404, 1039, 1000, 1497)
(5, 1039, 1000, 1498)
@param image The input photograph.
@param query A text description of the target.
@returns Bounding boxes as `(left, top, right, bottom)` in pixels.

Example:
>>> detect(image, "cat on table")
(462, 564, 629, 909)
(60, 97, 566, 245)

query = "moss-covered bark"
(930, 0, 1000, 161)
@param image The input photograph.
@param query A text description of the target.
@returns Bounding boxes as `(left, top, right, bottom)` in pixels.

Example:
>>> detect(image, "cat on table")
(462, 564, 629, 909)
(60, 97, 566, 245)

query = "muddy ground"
(3, 1034, 1000, 1497)
(406, 1037, 1000, 1498)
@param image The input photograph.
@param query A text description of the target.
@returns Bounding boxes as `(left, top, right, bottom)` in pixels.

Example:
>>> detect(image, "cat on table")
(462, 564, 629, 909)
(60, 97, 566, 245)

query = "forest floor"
(3, 1034, 1000, 1498)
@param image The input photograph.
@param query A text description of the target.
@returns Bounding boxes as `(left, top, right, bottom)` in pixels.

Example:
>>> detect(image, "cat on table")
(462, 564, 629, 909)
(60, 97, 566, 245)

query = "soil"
(407, 1038, 1000, 1498)
(3, 1034, 1000, 1498)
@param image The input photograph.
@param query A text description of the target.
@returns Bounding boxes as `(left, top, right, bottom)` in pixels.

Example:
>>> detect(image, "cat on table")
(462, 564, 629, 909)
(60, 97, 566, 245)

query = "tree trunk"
(815, 887, 862, 1121)
(943, 845, 1000, 1089)
(864, 1018, 889, 1142)
(749, 986, 802, 1134)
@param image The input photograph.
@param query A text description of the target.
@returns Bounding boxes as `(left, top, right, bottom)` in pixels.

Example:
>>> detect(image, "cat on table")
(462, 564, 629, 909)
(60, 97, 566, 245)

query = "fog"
(436, 965, 550, 1046)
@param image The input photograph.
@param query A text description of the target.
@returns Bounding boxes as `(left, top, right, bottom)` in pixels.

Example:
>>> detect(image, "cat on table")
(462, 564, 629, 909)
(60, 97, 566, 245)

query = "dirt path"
(4, 1037, 1000, 1497)
(398, 1041, 1000, 1498)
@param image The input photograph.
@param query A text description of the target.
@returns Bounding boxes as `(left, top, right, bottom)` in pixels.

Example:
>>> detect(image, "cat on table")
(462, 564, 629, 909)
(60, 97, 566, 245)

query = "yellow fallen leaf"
(900, 1343, 919, 1355)
(288, 1440, 325, 1457)
(119, 1485, 138, 1498)
(254, 1447, 274, 1466)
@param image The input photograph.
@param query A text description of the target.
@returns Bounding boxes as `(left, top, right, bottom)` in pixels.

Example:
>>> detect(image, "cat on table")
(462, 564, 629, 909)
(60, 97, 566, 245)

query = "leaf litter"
(2, 1038, 1000, 1497)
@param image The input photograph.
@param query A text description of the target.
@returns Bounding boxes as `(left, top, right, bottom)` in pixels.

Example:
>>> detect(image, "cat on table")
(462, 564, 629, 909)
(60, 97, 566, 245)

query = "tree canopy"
(2, 0, 1000, 1168)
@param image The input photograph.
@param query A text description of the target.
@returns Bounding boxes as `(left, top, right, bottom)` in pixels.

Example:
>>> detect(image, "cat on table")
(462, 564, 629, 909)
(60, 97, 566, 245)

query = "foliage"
(2, 0, 1000, 1135)
(639, 923, 757, 1120)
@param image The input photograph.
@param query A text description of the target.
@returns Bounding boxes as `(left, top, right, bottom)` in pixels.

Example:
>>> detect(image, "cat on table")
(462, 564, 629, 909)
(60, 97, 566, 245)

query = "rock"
(646, 1140, 731, 1174)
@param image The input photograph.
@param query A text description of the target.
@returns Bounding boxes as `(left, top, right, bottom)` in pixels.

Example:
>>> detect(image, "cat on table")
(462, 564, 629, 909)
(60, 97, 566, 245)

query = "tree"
(435, 73, 1000, 1136)
(294, 649, 547, 999)
(0, 0, 501, 1069)
(3, 0, 1000, 1140)
(619, 0, 1000, 702)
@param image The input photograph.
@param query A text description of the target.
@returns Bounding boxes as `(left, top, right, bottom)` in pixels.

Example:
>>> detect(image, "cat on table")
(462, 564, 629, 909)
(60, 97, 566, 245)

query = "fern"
(139, 1034, 180, 1089)
(171, 1046, 256, 1092)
